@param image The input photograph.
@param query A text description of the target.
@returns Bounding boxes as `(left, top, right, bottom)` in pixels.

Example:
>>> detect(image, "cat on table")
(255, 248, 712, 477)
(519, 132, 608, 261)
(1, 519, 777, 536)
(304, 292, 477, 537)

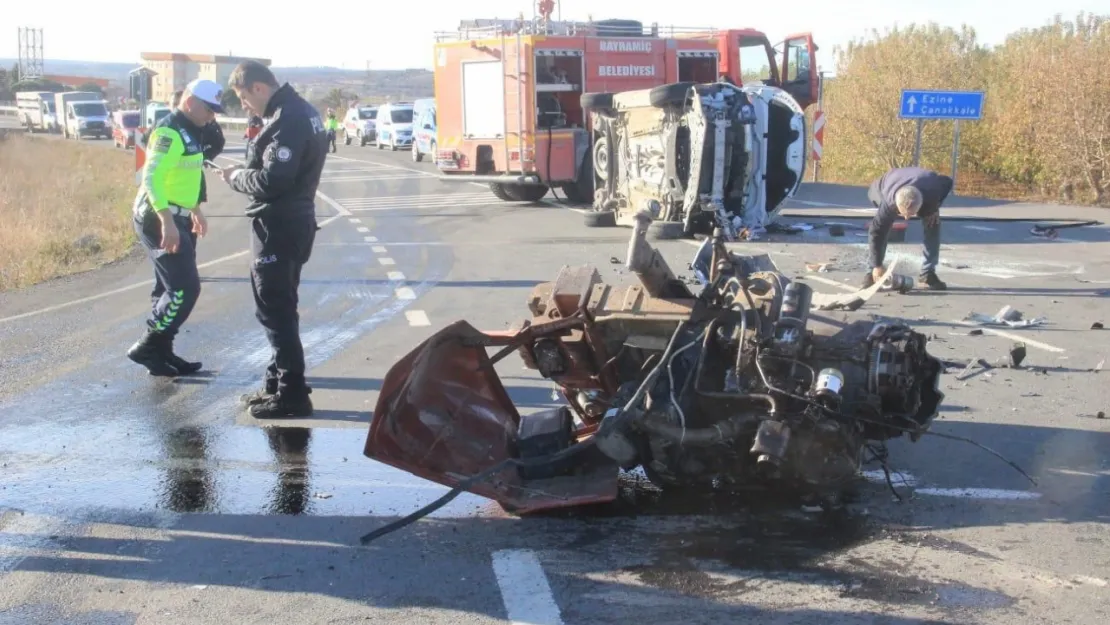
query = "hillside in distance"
(0, 58, 433, 100)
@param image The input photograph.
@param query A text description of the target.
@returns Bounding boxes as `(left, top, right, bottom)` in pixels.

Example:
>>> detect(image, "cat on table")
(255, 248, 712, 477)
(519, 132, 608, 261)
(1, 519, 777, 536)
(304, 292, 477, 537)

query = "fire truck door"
(777, 33, 818, 108)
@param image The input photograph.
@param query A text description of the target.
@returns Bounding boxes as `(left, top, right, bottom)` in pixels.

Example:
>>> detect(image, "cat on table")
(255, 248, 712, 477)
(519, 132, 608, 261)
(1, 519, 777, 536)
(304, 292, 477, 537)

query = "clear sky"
(2, 0, 1105, 70)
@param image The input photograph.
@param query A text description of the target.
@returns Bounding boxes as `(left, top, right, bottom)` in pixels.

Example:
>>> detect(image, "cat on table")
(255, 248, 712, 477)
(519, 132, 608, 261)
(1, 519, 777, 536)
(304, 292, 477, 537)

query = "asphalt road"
(1, 134, 1108, 625)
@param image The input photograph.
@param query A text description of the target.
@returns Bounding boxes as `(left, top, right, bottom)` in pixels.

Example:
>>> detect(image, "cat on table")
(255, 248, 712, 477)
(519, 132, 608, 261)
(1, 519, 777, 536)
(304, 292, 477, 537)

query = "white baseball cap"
(185, 78, 225, 113)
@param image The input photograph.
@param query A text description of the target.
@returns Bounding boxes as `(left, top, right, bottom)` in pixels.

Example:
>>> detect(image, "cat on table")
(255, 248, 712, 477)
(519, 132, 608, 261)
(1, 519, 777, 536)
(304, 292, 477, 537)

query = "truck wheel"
(580, 92, 614, 111)
(412, 142, 423, 162)
(647, 221, 686, 240)
(583, 210, 616, 227)
(345, 132, 352, 146)
(559, 148, 594, 204)
(505, 184, 549, 203)
(489, 183, 514, 201)
(390, 139, 397, 151)
(377, 139, 385, 150)
(649, 82, 696, 108)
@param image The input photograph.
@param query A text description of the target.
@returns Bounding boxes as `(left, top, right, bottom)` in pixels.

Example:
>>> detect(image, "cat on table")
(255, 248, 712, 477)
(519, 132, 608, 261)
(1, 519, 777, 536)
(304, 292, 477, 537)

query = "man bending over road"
(126, 79, 222, 376)
(220, 60, 328, 419)
(863, 166, 953, 291)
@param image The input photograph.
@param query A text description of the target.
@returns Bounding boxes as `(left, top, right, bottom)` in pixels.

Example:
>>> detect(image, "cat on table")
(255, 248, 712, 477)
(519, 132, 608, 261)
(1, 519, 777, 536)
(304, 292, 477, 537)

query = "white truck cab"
(54, 92, 111, 140)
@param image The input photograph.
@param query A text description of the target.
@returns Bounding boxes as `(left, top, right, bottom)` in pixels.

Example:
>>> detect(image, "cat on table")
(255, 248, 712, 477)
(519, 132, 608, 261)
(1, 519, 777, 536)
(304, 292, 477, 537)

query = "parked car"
(411, 98, 436, 162)
(112, 110, 142, 149)
(343, 106, 378, 146)
(376, 102, 414, 151)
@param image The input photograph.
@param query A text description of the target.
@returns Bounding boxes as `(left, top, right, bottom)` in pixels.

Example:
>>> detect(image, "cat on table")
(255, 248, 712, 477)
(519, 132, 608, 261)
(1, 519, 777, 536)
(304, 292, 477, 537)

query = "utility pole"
(17, 27, 45, 80)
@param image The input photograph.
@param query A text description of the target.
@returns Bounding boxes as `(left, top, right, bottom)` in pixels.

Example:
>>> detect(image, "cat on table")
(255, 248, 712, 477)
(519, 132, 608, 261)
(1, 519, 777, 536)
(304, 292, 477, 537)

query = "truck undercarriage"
(362, 211, 946, 531)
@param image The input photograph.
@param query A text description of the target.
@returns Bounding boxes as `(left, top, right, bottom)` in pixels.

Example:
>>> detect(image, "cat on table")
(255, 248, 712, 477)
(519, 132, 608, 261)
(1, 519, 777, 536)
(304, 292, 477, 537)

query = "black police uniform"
(866, 166, 953, 290)
(228, 82, 328, 418)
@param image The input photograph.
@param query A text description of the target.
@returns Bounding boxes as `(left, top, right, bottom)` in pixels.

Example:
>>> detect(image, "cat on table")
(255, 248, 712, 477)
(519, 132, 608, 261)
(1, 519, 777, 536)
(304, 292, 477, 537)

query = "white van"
(375, 102, 414, 151)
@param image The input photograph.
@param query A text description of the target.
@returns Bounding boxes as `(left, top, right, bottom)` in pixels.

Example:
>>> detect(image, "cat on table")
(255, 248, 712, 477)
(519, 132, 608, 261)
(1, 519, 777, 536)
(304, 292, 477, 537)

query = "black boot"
(127, 330, 180, 377)
(161, 335, 203, 375)
(240, 383, 311, 406)
(249, 391, 314, 419)
(918, 272, 948, 290)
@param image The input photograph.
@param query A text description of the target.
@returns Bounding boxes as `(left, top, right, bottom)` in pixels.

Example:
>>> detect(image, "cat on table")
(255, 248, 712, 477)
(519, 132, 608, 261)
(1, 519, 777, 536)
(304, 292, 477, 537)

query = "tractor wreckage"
(358, 211, 1004, 544)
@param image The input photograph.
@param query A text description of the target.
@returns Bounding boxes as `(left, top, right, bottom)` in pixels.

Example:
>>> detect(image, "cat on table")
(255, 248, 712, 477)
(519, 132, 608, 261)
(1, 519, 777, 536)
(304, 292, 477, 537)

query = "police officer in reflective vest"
(220, 61, 328, 418)
(126, 79, 222, 376)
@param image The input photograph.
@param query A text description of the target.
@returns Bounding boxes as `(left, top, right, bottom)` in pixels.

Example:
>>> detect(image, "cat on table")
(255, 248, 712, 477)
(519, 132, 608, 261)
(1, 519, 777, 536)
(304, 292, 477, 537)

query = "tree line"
(813, 13, 1109, 206)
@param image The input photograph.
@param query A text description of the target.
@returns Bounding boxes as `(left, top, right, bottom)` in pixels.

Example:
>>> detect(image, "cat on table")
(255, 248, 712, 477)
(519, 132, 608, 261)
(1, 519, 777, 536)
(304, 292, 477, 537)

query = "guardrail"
(0, 106, 251, 131)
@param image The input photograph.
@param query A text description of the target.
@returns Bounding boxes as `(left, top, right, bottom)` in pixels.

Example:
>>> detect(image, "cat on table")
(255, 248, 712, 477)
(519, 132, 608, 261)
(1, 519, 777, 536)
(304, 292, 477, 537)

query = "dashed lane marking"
(405, 310, 431, 326)
(372, 246, 388, 253)
(378, 257, 396, 266)
(363, 236, 378, 242)
(356, 226, 370, 233)
(387, 271, 406, 281)
(348, 218, 362, 224)
(492, 550, 564, 625)
(395, 287, 416, 300)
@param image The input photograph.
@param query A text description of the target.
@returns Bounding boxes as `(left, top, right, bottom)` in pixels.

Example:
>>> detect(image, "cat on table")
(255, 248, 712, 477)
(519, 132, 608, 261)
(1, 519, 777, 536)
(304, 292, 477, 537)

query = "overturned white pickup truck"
(581, 81, 807, 240)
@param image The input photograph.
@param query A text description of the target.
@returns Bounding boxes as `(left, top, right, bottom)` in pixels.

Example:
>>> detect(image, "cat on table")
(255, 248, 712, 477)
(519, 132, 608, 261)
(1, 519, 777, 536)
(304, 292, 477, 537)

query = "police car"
(343, 106, 378, 147)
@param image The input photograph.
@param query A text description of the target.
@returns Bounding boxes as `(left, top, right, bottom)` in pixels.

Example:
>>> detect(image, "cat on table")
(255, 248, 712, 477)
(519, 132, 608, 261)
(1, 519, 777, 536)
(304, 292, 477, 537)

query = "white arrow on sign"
(907, 95, 917, 113)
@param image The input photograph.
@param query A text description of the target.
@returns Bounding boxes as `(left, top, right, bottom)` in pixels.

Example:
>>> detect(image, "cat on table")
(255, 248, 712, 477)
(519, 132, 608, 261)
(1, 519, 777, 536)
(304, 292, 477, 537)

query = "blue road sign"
(900, 90, 984, 120)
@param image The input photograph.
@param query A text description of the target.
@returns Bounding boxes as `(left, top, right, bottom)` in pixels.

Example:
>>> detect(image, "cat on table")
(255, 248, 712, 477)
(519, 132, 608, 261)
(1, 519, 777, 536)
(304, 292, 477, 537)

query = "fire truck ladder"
(499, 24, 531, 177)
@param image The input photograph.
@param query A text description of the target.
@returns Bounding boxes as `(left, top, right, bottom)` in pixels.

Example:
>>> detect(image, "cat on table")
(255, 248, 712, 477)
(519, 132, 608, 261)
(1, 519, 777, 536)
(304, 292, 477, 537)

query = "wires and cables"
(359, 437, 599, 545)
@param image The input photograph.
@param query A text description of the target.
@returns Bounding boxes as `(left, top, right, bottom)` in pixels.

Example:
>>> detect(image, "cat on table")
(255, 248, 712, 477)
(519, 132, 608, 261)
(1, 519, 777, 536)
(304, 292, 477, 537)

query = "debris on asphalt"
(1030, 220, 1102, 239)
(964, 305, 1047, 328)
(955, 358, 992, 381)
(1092, 322, 1104, 330)
(609, 256, 621, 264)
(805, 262, 833, 272)
(828, 224, 845, 236)
(313, 492, 333, 499)
(968, 329, 984, 336)
(1099, 412, 1106, 419)
(1094, 359, 1105, 373)
(1009, 343, 1027, 368)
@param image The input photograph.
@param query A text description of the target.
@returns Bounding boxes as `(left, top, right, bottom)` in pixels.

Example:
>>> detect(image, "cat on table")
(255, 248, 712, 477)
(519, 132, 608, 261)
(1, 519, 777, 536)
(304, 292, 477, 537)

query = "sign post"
(899, 89, 984, 187)
(811, 70, 825, 182)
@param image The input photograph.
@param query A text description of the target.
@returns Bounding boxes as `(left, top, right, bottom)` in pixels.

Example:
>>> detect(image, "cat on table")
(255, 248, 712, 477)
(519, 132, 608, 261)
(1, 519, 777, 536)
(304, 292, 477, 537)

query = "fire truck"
(431, 11, 818, 203)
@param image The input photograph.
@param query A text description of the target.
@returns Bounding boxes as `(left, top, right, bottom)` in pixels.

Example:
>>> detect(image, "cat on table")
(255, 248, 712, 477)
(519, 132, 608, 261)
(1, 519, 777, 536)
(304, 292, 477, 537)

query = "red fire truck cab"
(432, 18, 817, 203)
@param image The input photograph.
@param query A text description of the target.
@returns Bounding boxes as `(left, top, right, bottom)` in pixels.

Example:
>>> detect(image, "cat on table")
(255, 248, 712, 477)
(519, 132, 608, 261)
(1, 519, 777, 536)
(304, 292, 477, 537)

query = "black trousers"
(136, 211, 200, 337)
(250, 214, 316, 397)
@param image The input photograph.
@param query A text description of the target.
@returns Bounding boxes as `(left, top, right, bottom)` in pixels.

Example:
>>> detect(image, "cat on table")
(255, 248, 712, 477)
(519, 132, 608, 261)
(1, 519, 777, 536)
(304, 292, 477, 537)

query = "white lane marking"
(348, 218, 362, 224)
(334, 192, 490, 202)
(492, 550, 564, 625)
(356, 226, 370, 233)
(0, 248, 247, 325)
(349, 199, 504, 212)
(801, 275, 857, 292)
(387, 271, 406, 281)
(948, 320, 1066, 353)
(395, 287, 416, 300)
(405, 310, 431, 326)
(963, 225, 997, 232)
(1, 180, 355, 324)
(372, 246, 387, 253)
(326, 153, 439, 177)
(317, 174, 430, 183)
(861, 471, 1041, 501)
(378, 257, 396, 266)
(791, 199, 857, 208)
(363, 236, 378, 242)
(915, 488, 1042, 501)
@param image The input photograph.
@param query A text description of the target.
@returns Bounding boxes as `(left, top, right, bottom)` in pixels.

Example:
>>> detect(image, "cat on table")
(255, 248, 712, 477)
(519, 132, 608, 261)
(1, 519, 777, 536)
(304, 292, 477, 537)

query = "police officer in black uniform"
(220, 61, 327, 419)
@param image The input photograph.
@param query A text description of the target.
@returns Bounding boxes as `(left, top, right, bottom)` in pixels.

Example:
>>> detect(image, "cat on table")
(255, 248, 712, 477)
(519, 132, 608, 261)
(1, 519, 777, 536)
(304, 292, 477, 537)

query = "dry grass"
(0, 133, 137, 292)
